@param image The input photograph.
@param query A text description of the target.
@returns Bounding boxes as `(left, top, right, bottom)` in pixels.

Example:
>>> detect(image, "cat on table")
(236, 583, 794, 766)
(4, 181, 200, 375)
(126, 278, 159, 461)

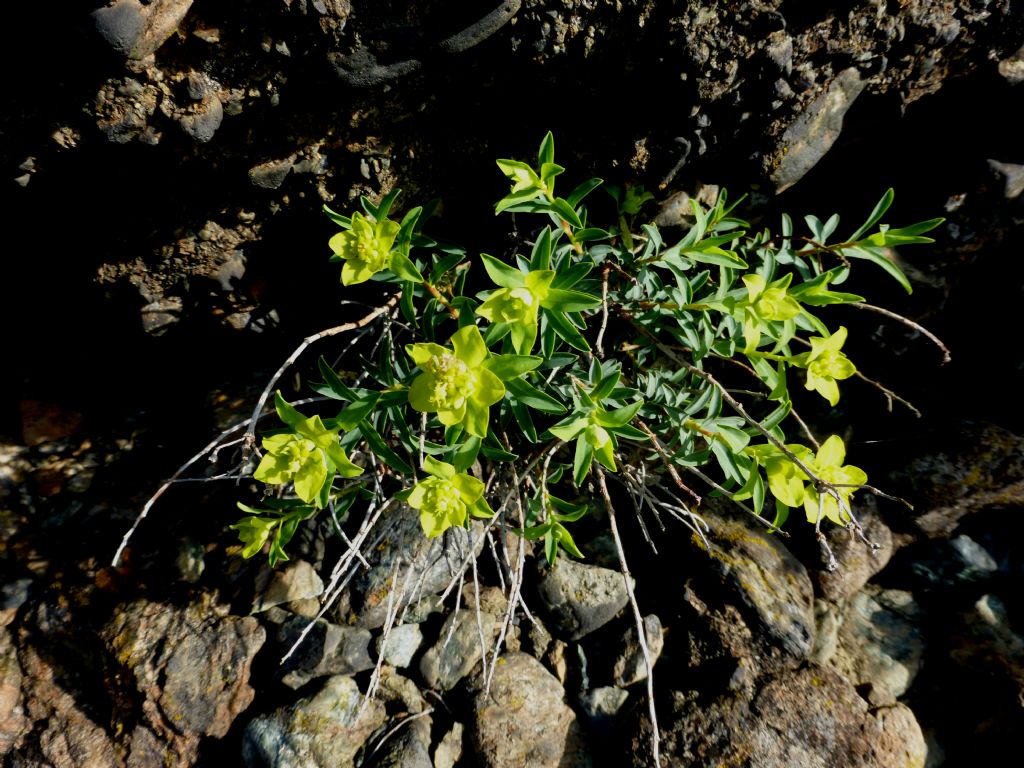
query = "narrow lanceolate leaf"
(358, 420, 413, 475)
(841, 245, 912, 293)
(481, 253, 525, 288)
(483, 355, 543, 381)
(545, 310, 590, 352)
(542, 289, 602, 313)
(336, 392, 381, 431)
(505, 377, 566, 414)
(317, 357, 358, 401)
(573, 438, 594, 486)
(848, 188, 894, 241)
(550, 197, 583, 229)
(593, 400, 644, 428)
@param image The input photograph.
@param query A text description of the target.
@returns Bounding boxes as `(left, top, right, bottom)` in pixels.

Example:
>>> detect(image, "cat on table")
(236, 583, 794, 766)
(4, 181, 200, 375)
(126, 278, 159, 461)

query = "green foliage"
(235, 131, 942, 567)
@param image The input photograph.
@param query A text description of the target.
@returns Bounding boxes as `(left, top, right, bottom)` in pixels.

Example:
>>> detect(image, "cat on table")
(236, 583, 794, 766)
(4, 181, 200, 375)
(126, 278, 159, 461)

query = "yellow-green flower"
(407, 325, 505, 438)
(736, 273, 803, 350)
(407, 456, 493, 538)
(477, 269, 555, 354)
(802, 435, 867, 526)
(795, 326, 856, 406)
(254, 394, 363, 506)
(329, 211, 401, 286)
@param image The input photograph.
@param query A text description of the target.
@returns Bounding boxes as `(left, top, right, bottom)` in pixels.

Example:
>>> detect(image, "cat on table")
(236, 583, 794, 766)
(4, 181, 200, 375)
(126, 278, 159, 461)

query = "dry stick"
(112, 419, 247, 567)
(365, 708, 435, 758)
(634, 420, 702, 505)
(242, 294, 400, 456)
(596, 263, 610, 358)
(470, 553, 489, 684)
(596, 467, 661, 768)
(846, 302, 951, 365)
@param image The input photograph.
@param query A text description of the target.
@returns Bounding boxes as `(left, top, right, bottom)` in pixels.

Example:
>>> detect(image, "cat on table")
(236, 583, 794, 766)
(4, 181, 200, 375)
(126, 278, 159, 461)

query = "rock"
(890, 422, 1024, 538)
(988, 159, 1024, 199)
(646, 665, 920, 767)
(103, 593, 264, 751)
(828, 588, 925, 706)
(276, 616, 374, 689)
(92, 0, 194, 60)
(419, 608, 494, 691)
(0, 579, 32, 628)
(678, 512, 816, 680)
(895, 534, 998, 588)
(18, 399, 83, 447)
(579, 686, 629, 727)
(375, 623, 423, 668)
(865, 703, 928, 768)
(816, 506, 894, 602)
(809, 598, 842, 665)
(467, 652, 590, 768)
(950, 593, 1024, 689)
(242, 675, 386, 768)
(433, 722, 464, 768)
(179, 93, 224, 143)
(350, 505, 484, 629)
(998, 44, 1024, 84)
(363, 669, 433, 768)
(0, 628, 27, 756)
(248, 158, 294, 190)
(770, 68, 866, 193)
(535, 557, 631, 641)
(16, 642, 119, 768)
(253, 559, 324, 612)
(612, 614, 664, 687)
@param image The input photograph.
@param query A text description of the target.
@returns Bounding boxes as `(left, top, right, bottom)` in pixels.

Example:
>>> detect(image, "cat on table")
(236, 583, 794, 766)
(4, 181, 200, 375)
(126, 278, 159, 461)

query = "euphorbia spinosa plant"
(234, 132, 943, 565)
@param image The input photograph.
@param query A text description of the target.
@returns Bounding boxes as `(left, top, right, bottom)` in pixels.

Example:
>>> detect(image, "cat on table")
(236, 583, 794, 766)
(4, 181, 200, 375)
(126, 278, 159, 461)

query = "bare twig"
(243, 294, 400, 458)
(846, 302, 951, 365)
(596, 263, 610, 358)
(596, 467, 661, 767)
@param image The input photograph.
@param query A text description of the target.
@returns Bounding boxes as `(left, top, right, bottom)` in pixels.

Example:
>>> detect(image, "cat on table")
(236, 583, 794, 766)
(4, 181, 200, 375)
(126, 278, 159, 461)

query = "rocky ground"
(2, 2, 1023, 766)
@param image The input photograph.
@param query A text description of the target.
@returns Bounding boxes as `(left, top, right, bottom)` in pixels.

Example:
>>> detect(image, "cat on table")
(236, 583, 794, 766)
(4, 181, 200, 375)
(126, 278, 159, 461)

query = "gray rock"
(0, 628, 27, 755)
(810, 598, 842, 665)
(901, 534, 998, 588)
(951, 593, 1024, 688)
(103, 593, 265, 742)
(770, 68, 866, 193)
(579, 686, 629, 727)
(865, 703, 928, 768)
(277, 617, 374, 689)
(467, 652, 590, 768)
(433, 721, 464, 768)
(419, 609, 494, 691)
(375, 623, 423, 668)
(535, 557, 631, 641)
(679, 512, 816, 680)
(998, 44, 1024, 84)
(92, 0, 194, 60)
(179, 94, 224, 143)
(612, 614, 664, 687)
(253, 559, 324, 613)
(828, 588, 924, 706)
(242, 675, 385, 768)
(646, 665, 920, 767)
(249, 158, 294, 189)
(988, 159, 1024, 199)
(816, 505, 894, 602)
(350, 505, 484, 629)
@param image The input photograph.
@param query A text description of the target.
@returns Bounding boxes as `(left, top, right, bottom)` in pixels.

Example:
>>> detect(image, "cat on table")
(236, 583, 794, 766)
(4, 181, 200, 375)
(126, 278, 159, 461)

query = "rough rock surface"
(467, 651, 590, 768)
(242, 675, 386, 768)
(535, 557, 631, 641)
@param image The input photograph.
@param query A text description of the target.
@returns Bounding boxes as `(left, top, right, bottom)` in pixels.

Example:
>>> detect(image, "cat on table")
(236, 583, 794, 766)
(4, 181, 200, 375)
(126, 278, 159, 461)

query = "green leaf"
(317, 357, 358, 401)
(480, 443, 518, 462)
(549, 495, 588, 521)
(551, 262, 594, 289)
(358, 420, 413, 475)
(554, 522, 584, 559)
(566, 178, 603, 208)
(530, 227, 553, 271)
(593, 400, 644, 428)
(323, 205, 352, 229)
(274, 392, 308, 432)
(481, 253, 525, 288)
(483, 355, 543, 381)
(544, 309, 590, 352)
(388, 251, 424, 283)
(452, 436, 482, 473)
(336, 392, 381, 431)
(573, 438, 594, 486)
(505, 377, 567, 414)
(549, 416, 587, 441)
(509, 398, 538, 442)
(550, 197, 583, 229)
(841, 245, 912, 294)
(538, 131, 555, 167)
(848, 188, 894, 241)
(542, 289, 601, 313)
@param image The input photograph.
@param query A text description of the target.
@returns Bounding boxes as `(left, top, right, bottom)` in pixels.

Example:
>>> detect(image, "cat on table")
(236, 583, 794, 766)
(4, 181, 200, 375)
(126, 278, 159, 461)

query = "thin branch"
(596, 467, 661, 768)
(846, 302, 951, 365)
(243, 294, 400, 457)
(596, 263, 610, 358)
